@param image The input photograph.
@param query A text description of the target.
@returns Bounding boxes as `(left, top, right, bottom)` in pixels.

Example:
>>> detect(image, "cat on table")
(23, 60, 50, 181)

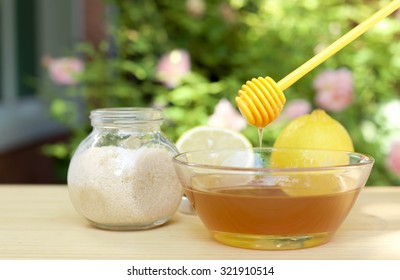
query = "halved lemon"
(176, 126, 254, 193)
(176, 126, 253, 167)
(176, 126, 252, 152)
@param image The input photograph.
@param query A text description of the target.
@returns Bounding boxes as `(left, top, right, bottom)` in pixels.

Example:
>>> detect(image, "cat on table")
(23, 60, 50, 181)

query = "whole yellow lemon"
(271, 109, 354, 196)
(272, 109, 353, 167)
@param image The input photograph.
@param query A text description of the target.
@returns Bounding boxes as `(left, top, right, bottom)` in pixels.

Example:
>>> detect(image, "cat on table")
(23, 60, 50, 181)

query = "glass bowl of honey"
(173, 147, 374, 250)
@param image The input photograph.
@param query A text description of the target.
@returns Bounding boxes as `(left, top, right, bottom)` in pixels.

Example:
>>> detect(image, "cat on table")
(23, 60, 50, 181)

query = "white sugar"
(67, 146, 182, 228)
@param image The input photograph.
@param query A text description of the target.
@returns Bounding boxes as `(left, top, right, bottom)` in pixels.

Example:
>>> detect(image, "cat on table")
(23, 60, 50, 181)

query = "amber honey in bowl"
(173, 148, 374, 250)
(185, 182, 360, 250)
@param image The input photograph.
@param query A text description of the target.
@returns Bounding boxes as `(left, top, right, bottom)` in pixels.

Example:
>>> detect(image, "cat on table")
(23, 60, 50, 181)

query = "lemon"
(176, 126, 252, 152)
(271, 109, 354, 196)
(176, 126, 253, 168)
(272, 109, 354, 166)
(273, 109, 353, 152)
(176, 126, 254, 189)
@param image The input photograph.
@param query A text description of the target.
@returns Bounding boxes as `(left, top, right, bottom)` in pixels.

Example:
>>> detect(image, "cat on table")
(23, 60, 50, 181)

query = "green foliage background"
(44, 0, 400, 185)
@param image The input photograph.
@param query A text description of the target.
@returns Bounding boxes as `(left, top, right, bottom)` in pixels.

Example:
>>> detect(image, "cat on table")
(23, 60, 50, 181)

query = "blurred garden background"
(1, 0, 400, 185)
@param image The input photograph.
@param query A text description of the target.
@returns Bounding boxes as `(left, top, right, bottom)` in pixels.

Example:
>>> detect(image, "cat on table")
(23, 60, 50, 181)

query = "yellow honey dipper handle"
(277, 0, 400, 91)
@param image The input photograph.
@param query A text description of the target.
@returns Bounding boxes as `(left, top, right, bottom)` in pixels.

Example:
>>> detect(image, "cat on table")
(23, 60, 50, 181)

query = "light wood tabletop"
(0, 185, 399, 260)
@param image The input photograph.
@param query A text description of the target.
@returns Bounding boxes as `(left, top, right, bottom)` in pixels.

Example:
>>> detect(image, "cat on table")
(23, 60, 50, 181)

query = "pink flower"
(43, 56, 84, 85)
(208, 98, 247, 131)
(313, 68, 354, 112)
(186, 0, 206, 18)
(386, 141, 400, 176)
(156, 49, 191, 88)
(277, 99, 312, 122)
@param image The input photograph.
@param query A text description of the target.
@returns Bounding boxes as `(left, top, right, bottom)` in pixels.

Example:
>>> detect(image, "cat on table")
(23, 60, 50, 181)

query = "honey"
(184, 184, 360, 250)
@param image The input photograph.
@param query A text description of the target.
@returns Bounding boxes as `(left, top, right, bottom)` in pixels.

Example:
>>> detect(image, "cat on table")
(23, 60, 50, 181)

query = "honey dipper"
(236, 0, 400, 128)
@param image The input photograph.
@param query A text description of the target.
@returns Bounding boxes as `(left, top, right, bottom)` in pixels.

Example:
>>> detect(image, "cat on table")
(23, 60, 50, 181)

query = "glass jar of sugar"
(67, 107, 182, 230)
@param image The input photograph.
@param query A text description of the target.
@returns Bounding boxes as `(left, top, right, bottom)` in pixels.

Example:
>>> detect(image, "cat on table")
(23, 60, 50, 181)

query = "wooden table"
(0, 185, 399, 260)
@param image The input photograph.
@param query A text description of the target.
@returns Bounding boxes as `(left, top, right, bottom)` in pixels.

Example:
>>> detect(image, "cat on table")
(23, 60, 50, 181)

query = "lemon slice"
(176, 126, 253, 167)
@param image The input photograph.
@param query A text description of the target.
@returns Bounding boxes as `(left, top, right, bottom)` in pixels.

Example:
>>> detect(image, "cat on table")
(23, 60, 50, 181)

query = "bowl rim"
(172, 147, 375, 172)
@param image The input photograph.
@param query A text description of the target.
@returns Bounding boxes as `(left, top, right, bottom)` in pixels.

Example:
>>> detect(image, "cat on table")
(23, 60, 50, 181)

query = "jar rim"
(90, 107, 163, 126)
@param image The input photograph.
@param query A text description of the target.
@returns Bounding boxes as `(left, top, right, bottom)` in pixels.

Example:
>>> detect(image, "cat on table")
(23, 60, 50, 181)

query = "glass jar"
(67, 107, 182, 230)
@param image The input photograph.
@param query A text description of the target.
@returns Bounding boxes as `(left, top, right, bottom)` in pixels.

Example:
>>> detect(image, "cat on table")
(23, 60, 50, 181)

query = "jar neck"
(90, 107, 163, 130)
